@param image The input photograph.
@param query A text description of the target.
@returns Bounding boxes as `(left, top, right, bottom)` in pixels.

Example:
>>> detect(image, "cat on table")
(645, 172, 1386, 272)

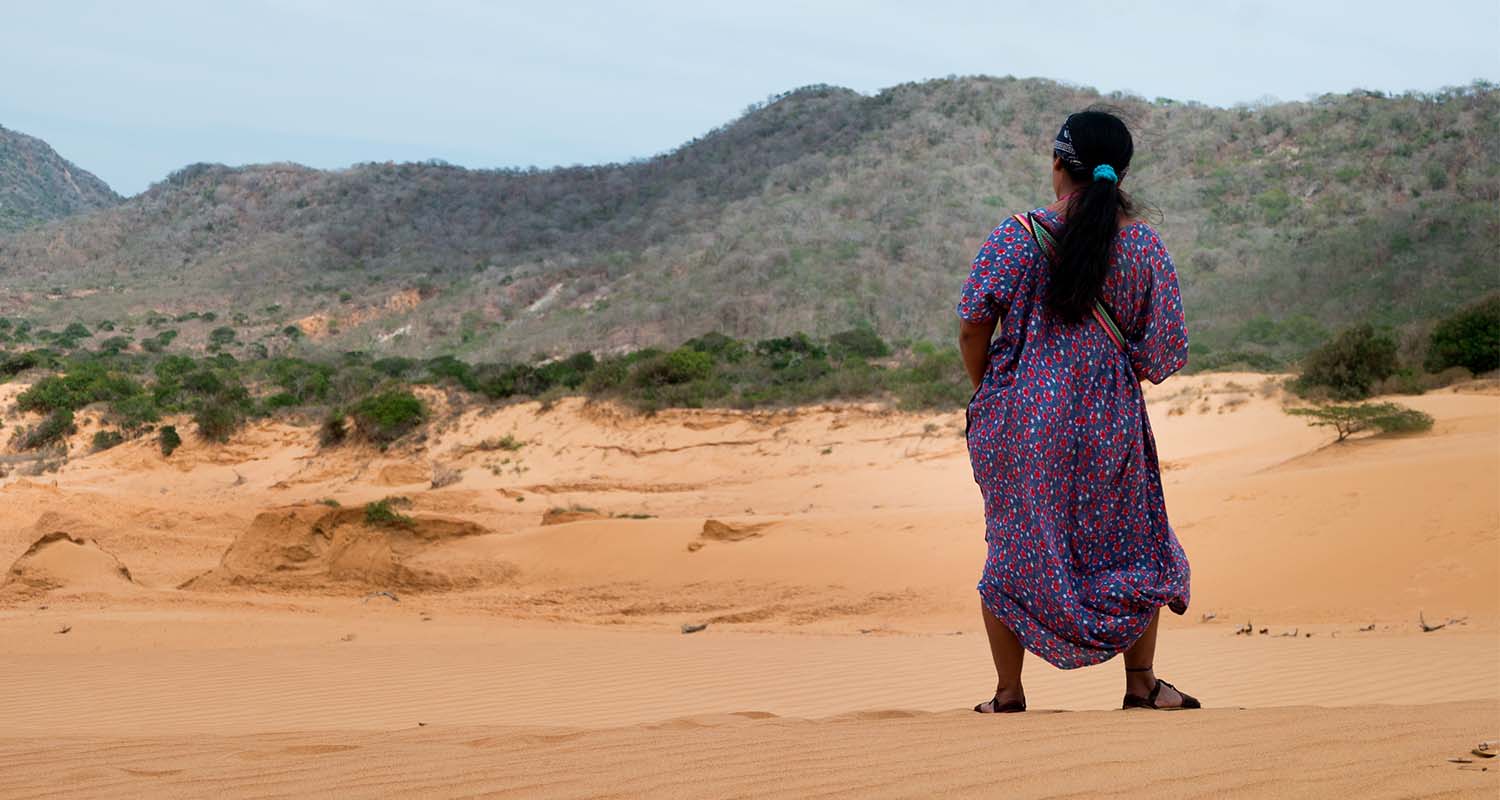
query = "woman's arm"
(958, 317, 999, 391)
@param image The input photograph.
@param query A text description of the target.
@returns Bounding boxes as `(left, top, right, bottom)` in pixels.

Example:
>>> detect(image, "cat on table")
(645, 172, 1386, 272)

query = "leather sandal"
(973, 696, 1027, 713)
(1122, 665, 1201, 710)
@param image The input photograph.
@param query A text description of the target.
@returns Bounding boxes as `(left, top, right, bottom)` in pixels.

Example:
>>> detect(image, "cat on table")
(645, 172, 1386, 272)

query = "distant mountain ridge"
(0, 77, 1495, 366)
(0, 125, 119, 233)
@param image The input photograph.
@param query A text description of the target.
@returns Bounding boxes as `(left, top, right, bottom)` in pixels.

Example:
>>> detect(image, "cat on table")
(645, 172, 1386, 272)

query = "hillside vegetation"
(0, 77, 1495, 371)
(0, 125, 119, 234)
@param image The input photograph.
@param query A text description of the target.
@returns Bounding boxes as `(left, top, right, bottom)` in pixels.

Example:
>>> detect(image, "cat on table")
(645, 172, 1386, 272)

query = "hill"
(0, 125, 119, 234)
(0, 77, 1495, 367)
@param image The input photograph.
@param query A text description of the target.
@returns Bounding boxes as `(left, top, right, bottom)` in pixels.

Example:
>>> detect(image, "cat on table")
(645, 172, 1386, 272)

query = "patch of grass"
(478, 433, 525, 451)
(364, 497, 415, 528)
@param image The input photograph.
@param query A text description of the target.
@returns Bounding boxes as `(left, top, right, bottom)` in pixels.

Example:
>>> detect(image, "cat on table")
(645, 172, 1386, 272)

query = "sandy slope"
(2, 703, 1494, 799)
(0, 374, 1496, 797)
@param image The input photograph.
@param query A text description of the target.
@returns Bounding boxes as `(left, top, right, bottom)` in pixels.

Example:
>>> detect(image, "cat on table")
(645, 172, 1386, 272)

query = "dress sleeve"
(1122, 229, 1189, 384)
(955, 217, 1029, 323)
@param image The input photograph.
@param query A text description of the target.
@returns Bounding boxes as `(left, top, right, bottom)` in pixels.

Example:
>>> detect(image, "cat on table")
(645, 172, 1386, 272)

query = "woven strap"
(1011, 212, 1126, 352)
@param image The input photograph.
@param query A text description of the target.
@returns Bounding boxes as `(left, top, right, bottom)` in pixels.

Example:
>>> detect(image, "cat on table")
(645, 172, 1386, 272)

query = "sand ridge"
(1, 531, 136, 597)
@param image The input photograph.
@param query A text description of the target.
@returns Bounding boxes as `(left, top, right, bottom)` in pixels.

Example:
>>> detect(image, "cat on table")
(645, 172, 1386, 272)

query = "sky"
(2, 0, 1496, 196)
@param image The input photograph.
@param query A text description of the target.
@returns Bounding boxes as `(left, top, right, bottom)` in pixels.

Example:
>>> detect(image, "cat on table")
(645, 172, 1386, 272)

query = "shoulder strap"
(1012, 211, 1126, 353)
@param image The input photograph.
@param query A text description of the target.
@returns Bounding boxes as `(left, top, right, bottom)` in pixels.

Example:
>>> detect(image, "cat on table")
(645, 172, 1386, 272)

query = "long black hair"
(1048, 109, 1136, 323)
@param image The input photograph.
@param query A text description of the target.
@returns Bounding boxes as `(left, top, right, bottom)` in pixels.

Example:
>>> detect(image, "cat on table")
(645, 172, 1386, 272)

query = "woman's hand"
(958, 317, 999, 391)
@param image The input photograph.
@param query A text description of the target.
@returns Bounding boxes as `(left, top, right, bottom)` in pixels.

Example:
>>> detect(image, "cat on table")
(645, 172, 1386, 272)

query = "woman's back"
(956, 206, 1187, 408)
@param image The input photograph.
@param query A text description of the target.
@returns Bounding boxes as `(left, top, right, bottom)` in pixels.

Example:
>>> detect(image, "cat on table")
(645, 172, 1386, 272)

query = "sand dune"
(1, 531, 136, 597)
(182, 503, 506, 592)
(0, 373, 1495, 797)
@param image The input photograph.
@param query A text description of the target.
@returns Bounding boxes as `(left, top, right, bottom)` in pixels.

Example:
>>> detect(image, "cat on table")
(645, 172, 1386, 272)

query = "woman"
(956, 109, 1198, 712)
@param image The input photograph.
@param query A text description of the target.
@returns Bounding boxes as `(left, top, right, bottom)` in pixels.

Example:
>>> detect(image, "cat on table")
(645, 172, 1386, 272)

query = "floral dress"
(956, 206, 1191, 669)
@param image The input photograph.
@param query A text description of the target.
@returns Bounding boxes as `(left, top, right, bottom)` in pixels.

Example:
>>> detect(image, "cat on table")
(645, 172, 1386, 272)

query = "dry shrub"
(431, 463, 463, 489)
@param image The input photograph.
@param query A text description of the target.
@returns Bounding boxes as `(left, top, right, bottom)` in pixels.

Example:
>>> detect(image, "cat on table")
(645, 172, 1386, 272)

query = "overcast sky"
(3, 0, 1496, 195)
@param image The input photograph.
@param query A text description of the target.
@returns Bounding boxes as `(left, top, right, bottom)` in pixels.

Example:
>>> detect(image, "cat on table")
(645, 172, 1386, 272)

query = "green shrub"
(684, 332, 747, 361)
(22, 409, 75, 450)
(755, 332, 825, 367)
(194, 403, 243, 443)
(154, 354, 196, 381)
(373, 357, 416, 378)
(208, 326, 237, 349)
(262, 392, 299, 411)
(91, 429, 125, 452)
(1295, 324, 1399, 400)
(364, 497, 414, 528)
(1425, 295, 1500, 374)
(0, 351, 46, 378)
(158, 425, 182, 456)
(182, 369, 224, 396)
(1374, 370, 1426, 396)
(423, 355, 478, 391)
(535, 351, 597, 389)
(581, 357, 629, 394)
(829, 327, 891, 359)
(16, 361, 144, 413)
(1288, 402, 1435, 441)
(62, 322, 91, 339)
(267, 358, 333, 402)
(108, 393, 161, 432)
(97, 336, 132, 353)
(474, 362, 540, 399)
(350, 390, 426, 444)
(633, 348, 714, 386)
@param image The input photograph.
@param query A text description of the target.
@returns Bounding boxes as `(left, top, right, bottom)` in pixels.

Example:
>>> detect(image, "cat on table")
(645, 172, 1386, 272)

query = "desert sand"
(0, 373, 1496, 798)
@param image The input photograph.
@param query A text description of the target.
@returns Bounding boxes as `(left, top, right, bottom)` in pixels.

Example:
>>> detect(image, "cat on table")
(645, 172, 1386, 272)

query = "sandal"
(1122, 665, 1201, 710)
(973, 696, 1027, 714)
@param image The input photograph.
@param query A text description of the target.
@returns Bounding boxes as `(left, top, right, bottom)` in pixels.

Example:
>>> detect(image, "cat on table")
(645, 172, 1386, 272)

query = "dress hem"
(977, 582, 1185, 670)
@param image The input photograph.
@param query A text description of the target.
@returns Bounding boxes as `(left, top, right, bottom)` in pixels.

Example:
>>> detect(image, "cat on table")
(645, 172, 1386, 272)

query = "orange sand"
(0, 373, 1496, 798)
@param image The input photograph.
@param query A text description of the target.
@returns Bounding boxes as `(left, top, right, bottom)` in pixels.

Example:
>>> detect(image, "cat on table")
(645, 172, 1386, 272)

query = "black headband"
(1052, 117, 1085, 172)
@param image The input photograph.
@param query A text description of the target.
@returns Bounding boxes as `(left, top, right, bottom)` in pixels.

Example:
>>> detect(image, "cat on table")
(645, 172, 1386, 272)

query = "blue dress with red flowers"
(956, 206, 1191, 669)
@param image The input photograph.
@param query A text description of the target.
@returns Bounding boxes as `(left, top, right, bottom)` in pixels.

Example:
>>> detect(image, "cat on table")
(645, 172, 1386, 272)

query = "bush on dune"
(158, 425, 182, 457)
(91, 429, 125, 452)
(20, 409, 76, 451)
(194, 402, 244, 443)
(350, 389, 426, 444)
(1294, 324, 1399, 400)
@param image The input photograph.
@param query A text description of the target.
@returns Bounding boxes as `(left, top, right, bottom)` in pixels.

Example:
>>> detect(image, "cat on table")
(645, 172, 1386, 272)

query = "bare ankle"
(993, 683, 1026, 703)
(1124, 665, 1156, 691)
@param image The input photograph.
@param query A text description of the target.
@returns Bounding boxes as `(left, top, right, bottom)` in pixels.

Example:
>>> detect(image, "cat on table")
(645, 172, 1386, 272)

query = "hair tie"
(1092, 164, 1118, 183)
